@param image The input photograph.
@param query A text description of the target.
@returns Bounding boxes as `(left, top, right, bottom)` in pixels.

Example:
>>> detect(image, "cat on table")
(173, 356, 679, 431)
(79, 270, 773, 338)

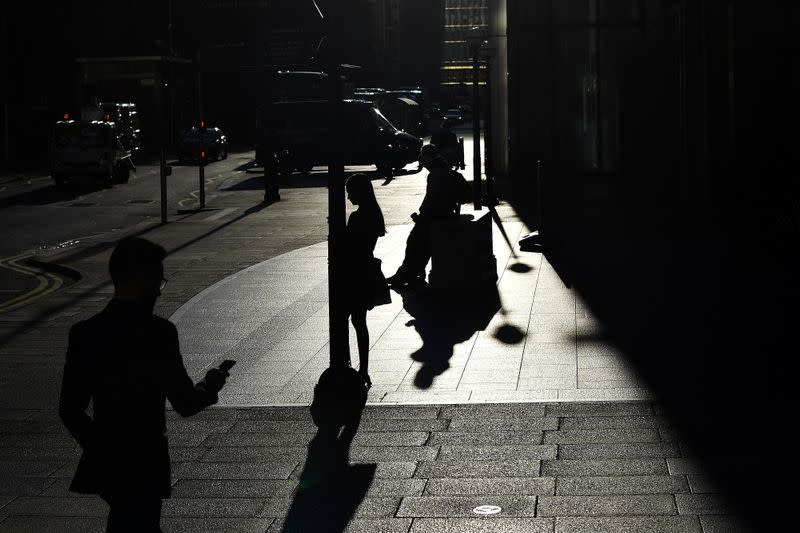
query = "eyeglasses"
(160, 278, 168, 291)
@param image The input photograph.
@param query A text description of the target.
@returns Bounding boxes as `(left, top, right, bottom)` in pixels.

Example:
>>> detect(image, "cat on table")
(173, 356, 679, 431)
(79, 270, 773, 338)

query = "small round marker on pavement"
(473, 505, 502, 515)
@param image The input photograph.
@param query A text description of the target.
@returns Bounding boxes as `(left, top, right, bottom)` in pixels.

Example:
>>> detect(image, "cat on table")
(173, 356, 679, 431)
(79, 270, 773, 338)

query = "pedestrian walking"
(343, 173, 390, 389)
(59, 237, 229, 533)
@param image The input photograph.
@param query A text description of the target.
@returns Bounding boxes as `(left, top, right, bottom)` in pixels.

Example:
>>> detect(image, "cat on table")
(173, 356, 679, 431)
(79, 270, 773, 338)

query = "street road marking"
(177, 175, 226, 208)
(176, 169, 245, 209)
(0, 255, 64, 314)
(204, 207, 238, 221)
(473, 505, 502, 515)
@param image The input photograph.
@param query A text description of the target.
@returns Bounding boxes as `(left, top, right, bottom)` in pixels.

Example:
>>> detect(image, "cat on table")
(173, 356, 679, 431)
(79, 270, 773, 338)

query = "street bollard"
(263, 153, 280, 204)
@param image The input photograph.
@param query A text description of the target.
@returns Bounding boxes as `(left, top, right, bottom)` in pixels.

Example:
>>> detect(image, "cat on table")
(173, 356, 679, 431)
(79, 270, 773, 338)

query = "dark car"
(257, 100, 422, 175)
(444, 108, 463, 124)
(178, 126, 228, 162)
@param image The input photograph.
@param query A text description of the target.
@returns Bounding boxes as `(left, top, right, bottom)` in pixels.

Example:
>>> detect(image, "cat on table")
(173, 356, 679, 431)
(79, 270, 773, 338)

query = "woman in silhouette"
(344, 173, 388, 389)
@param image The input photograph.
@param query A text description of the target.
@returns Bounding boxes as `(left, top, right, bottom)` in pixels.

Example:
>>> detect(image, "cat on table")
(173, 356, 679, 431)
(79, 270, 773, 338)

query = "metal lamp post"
(466, 26, 488, 211)
(480, 45, 498, 206)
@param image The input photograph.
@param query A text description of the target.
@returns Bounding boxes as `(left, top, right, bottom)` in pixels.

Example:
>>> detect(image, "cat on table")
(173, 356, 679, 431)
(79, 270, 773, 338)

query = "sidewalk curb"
(24, 256, 83, 282)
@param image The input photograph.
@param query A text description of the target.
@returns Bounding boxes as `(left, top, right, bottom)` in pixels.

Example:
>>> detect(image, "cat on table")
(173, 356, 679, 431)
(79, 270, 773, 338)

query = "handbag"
(310, 365, 368, 429)
(370, 258, 392, 307)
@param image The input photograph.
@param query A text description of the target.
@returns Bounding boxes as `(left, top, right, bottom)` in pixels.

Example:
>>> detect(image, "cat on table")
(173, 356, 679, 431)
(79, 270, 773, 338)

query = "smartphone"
(218, 359, 237, 372)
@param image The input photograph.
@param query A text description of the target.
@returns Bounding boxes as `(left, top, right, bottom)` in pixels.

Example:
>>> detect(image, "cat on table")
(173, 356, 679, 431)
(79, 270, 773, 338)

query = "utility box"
(428, 207, 497, 290)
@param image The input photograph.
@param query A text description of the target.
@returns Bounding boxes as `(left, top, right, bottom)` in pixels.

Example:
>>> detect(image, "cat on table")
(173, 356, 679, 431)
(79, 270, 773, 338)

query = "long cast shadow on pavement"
(0, 201, 270, 347)
(281, 410, 375, 532)
(399, 284, 506, 389)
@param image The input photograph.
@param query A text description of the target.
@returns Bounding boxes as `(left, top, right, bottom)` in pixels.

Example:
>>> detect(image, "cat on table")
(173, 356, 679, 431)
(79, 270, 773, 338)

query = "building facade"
(440, 0, 489, 93)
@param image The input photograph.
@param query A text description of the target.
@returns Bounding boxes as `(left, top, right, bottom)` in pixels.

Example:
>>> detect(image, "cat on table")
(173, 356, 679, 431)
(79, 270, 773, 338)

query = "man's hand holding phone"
(205, 359, 236, 393)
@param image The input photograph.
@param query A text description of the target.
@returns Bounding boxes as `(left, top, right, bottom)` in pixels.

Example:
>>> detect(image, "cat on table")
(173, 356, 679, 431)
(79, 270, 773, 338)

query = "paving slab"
(423, 477, 555, 496)
(447, 418, 559, 432)
(541, 459, 668, 477)
(415, 459, 541, 478)
(348, 446, 439, 462)
(558, 416, 672, 430)
(173, 461, 298, 480)
(260, 495, 401, 518)
(686, 474, 722, 494)
(426, 430, 543, 446)
(699, 515, 757, 533)
(437, 444, 557, 461)
(410, 518, 554, 533)
(267, 517, 413, 533)
(537, 495, 676, 517)
(363, 478, 427, 497)
(555, 475, 689, 495)
(169, 479, 298, 499)
(544, 428, 661, 444)
(554, 516, 702, 533)
(0, 516, 107, 533)
(161, 517, 275, 533)
(396, 496, 537, 517)
(557, 442, 681, 459)
(160, 497, 266, 517)
(0, 477, 55, 497)
(199, 446, 307, 462)
(1, 496, 108, 516)
(675, 494, 734, 515)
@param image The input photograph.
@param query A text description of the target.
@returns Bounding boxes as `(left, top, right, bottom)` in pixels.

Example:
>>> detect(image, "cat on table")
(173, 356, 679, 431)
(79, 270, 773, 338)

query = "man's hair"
(419, 143, 448, 168)
(418, 143, 440, 164)
(109, 237, 166, 285)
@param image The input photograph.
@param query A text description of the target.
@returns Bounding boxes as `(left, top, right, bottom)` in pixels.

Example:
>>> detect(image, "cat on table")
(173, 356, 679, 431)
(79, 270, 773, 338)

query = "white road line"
(203, 207, 238, 221)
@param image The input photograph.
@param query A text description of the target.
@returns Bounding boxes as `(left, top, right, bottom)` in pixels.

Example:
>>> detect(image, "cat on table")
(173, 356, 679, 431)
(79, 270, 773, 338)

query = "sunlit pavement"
(171, 219, 651, 406)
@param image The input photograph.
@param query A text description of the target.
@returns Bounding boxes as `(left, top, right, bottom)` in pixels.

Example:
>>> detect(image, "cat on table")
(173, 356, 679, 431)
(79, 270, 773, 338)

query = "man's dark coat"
(59, 299, 217, 499)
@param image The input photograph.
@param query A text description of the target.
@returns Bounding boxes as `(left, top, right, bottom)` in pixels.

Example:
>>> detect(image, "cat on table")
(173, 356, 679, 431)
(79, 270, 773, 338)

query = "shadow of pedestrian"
(281, 399, 375, 532)
(400, 284, 503, 388)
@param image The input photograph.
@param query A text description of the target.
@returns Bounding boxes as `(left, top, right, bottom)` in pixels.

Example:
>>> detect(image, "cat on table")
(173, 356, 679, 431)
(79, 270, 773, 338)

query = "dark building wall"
(2, 5, 76, 167)
(507, 0, 797, 227)
(505, 2, 798, 529)
(389, 0, 444, 94)
(1, 1, 178, 167)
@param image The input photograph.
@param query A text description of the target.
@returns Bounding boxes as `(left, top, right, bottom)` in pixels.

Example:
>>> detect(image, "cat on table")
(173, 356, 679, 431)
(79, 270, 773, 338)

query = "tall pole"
(168, 0, 174, 56)
(483, 52, 496, 205)
(327, 41, 349, 368)
(158, 67, 168, 224)
(2, 103, 8, 167)
(471, 43, 482, 211)
(197, 53, 205, 209)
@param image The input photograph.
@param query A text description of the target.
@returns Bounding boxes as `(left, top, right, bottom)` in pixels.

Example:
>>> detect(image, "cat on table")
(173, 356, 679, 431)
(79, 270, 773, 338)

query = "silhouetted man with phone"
(59, 237, 230, 533)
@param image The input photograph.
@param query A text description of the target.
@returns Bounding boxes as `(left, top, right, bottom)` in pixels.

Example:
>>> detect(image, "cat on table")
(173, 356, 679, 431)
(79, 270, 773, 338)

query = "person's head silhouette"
(109, 237, 167, 311)
(418, 144, 448, 171)
(346, 173, 375, 207)
(346, 173, 386, 236)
